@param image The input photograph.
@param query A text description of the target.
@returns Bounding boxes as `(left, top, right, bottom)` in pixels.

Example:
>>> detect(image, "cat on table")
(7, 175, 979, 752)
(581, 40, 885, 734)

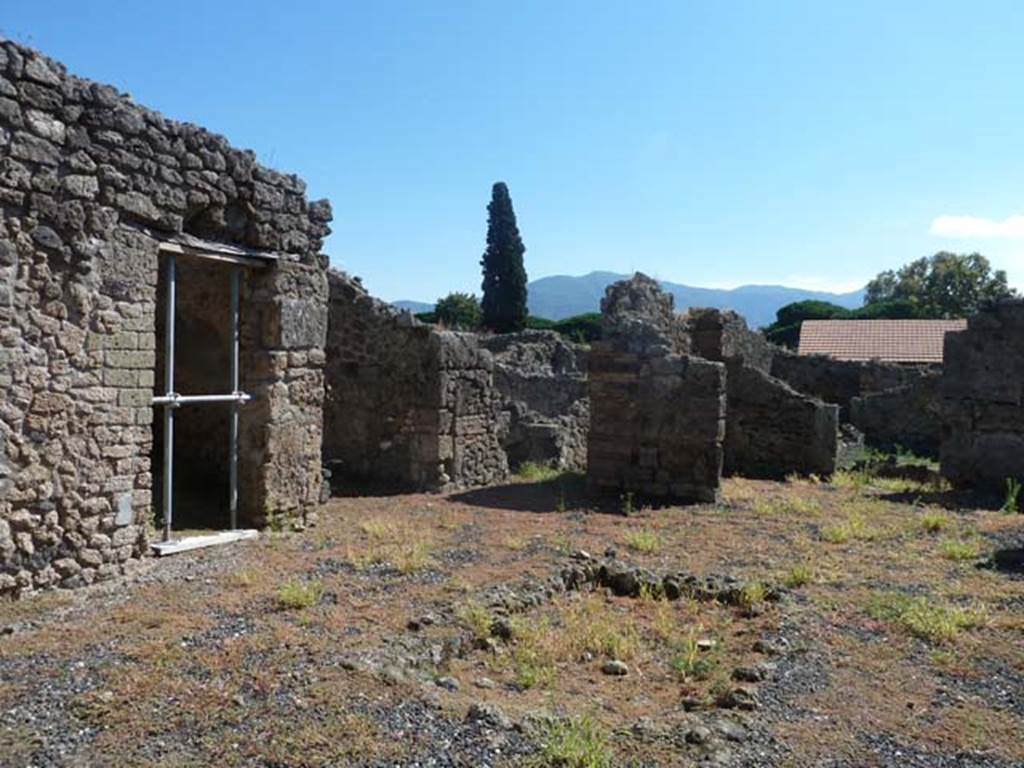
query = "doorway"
(151, 246, 251, 541)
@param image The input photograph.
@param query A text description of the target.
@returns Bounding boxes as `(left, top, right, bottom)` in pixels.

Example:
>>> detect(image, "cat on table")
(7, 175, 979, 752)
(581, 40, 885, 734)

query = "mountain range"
(394, 271, 866, 328)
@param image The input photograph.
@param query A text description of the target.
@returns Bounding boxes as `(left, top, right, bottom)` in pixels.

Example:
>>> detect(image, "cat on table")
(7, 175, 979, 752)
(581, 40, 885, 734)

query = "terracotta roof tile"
(797, 319, 967, 363)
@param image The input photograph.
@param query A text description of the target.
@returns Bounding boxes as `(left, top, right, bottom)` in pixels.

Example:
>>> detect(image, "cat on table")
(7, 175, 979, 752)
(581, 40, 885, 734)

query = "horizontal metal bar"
(157, 241, 274, 268)
(152, 392, 252, 407)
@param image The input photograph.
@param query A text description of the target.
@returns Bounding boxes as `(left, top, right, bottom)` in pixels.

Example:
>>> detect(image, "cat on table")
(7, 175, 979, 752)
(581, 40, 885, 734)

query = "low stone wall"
(851, 373, 942, 458)
(723, 361, 838, 478)
(480, 330, 588, 472)
(771, 353, 933, 419)
(587, 275, 725, 502)
(941, 300, 1024, 491)
(323, 271, 507, 491)
(683, 309, 837, 478)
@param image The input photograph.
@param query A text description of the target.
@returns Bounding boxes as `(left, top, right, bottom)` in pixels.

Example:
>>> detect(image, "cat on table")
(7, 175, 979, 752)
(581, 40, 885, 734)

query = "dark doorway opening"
(152, 251, 247, 536)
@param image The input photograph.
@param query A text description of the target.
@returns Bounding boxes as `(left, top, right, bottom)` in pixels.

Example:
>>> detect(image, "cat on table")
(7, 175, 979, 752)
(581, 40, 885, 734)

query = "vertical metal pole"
(162, 255, 176, 542)
(229, 267, 240, 530)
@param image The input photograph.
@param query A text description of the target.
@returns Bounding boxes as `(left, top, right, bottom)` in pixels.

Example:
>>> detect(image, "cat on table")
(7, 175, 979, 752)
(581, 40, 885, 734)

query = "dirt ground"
(1, 468, 1023, 767)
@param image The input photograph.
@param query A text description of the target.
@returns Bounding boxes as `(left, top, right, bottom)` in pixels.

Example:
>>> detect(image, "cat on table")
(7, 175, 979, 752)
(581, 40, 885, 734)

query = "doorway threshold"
(151, 529, 259, 557)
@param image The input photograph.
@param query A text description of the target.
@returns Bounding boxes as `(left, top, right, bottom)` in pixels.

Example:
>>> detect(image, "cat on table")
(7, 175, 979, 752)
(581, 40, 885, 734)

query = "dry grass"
(3, 470, 1022, 766)
(348, 515, 436, 572)
(504, 595, 643, 688)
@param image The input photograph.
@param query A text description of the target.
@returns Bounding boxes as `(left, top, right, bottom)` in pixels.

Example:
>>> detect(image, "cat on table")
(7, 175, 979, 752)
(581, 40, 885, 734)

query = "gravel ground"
(2, 478, 1023, 767)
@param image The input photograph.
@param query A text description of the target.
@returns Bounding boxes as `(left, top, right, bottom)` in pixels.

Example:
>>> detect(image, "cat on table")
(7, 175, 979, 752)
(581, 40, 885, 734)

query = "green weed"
(940, 538, 981, 562)
(517, 462, 562, 482)
(276, 578, 324, 610)
(1001, 478, 1022, 514)
(783, 562, 814, 588)
(531, 715, 614, 768)
(623, 528, 660, 554)
(866, 592, 985, 643)
(919, 510, 951, 534)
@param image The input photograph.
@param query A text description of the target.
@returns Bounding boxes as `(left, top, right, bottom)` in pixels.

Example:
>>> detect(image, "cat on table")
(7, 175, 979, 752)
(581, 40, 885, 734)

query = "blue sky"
(5, 1, 1024, 302)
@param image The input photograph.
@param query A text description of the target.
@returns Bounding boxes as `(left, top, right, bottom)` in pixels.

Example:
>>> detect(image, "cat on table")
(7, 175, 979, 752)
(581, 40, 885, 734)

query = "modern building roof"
(798, 319, 968, 363)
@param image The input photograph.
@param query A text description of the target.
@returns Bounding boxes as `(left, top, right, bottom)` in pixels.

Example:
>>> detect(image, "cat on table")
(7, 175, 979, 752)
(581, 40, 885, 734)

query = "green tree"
(865, 252, 1016, 318)
(764, 300, 851, 348)
(434, 292, 482, 330)
(553, 312, 603, 344)
(480, 182, 528, 333)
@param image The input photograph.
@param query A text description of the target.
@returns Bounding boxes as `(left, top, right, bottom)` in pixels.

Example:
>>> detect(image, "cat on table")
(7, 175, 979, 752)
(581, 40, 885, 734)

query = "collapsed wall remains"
(587, 274, 725, 502)
(771, 352, 933, 419)
(0, 42, 332, 596)
(850, 373, 942, 458)
(480, 330, 589, 472)
(940, 300, 1024, 491)
(323, 271, 508, 491)
(686, 309, 838, 478)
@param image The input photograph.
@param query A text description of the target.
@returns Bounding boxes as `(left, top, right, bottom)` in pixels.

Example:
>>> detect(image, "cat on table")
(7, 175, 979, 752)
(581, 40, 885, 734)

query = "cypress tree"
(480, 182, 528, 333)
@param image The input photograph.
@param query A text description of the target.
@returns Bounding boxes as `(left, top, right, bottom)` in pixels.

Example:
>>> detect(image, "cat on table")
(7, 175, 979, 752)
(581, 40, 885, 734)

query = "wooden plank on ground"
(151, 529, 259, 557)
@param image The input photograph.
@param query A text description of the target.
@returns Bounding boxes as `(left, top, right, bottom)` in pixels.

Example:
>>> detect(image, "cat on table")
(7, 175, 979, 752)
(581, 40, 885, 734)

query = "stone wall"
(684, 309, 837, 478)
(771, 352, 934, 419)
(686, 307, 775, 373)
(941, 300, 1024, 491)
(0, 41, 331, 596)
(480, 330, 589, 472)
(722, 361, 838, 478)
(323, 271, 507, 491)
(850, 373, 942, 458)
(587, 274, 725, 502)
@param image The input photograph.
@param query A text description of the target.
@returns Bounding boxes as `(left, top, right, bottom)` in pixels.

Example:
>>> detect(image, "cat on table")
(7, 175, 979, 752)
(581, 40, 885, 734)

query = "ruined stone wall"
(770, 352, 933, 419)
(941, 300, 1024, 491)
(436, 333, 510, 489)
(480, 330, 589, 472)
(587, 275, 725, 502)
(723, 361, 838, 478)
(686, 308, 775, 373)
(850, 373, 942, 458)
(323, 271, 507, 491)
(0, 41, 331, 596)
(683, 309, 837, 478)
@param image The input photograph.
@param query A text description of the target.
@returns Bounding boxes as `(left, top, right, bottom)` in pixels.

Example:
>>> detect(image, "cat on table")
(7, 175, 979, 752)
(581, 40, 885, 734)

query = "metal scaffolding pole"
(162, 254, 176, 543)
(152, 393, 250, 406)
(229, 267, 240, 531)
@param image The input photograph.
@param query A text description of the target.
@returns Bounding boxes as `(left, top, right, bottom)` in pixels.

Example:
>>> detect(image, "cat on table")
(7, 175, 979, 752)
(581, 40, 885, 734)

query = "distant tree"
(553, 312, 603, 344)
(865, 252, 1016, 318)
(764, 300, 851, 348)
(775, 300, 852, 328)
(525, 316, 556, 330)
(480, 182, 528, 333)
(852, 298, 919, 320)
(525, 313, 603, 344)
(434, 292, 482, 330)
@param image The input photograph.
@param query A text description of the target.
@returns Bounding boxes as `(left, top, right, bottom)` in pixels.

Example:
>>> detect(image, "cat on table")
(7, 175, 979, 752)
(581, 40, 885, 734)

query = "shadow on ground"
(448, 473, 691, 515)
(876, 487, 1004, 511)
(981, 547, 1024, 578)
(448, 474, 593, 513)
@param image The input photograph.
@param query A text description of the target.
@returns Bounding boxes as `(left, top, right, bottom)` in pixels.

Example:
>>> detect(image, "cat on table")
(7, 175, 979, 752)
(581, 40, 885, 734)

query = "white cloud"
(929, 214, 1024, 239)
